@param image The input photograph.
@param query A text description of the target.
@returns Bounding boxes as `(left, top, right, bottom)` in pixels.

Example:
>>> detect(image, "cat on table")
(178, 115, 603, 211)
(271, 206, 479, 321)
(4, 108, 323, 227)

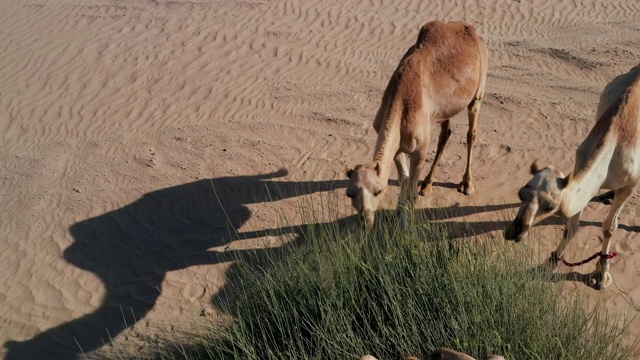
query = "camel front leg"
(394, 151, 409, 186)
(395, 151, 410, 226)
(420, 120, 451, 196)
(550, 212, 581, 269)
(458, 97, 482, 195)
(398, 151, 428, 227)
(592, 186, 634, 289)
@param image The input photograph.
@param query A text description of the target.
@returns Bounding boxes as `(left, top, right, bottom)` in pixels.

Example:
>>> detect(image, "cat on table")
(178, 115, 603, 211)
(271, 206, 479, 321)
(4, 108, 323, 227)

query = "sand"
(1, 0, 640, 358)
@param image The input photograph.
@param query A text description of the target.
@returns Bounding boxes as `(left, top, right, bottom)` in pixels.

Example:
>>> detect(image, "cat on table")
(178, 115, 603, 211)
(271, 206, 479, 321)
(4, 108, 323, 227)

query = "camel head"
(346, 163, 384, 226)
(506, 160, 569, 242)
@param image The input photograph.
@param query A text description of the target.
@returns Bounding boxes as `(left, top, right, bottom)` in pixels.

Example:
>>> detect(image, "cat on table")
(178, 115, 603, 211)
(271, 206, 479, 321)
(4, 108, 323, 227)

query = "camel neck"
(560, 142, 614, 217)
(372, 121, 400, 188)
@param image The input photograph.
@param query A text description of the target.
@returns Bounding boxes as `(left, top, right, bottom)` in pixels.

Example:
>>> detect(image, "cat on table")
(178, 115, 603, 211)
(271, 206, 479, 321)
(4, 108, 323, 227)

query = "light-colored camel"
(506, 63, 640, 289)
(359, 347, 505, 360)
(346, 20, 488, 226)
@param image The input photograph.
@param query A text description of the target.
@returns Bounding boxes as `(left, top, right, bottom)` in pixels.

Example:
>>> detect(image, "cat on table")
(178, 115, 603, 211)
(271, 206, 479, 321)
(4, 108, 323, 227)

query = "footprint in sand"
(182, 283, 206, 303)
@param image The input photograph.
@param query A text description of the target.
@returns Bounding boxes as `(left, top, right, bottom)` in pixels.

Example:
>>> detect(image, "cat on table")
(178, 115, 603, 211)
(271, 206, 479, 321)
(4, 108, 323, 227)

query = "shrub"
(181, 211, 635, 360)
(131, 208, 632, 360)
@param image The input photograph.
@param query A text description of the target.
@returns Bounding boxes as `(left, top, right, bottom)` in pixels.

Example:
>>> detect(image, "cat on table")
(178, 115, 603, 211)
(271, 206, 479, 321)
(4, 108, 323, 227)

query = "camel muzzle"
(505, 219, 526, 242)
(359, 209, 375, 228)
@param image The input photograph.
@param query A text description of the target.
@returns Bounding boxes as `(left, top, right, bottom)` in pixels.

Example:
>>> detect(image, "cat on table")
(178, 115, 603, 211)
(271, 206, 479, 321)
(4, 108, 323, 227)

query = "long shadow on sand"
(8, 175, 608, 359)
(3, 169, 353, 359)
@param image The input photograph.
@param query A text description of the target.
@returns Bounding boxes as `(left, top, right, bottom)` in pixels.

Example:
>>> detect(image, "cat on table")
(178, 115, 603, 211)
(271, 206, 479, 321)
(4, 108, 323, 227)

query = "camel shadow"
(525, 262, 603, 290)
(551, 271, 598, 288)
(416, 202, 521, 238)
(2, 173, 588, 359)
(429, 181, 460, 190)
(2, 168, 350, 360)
(579, 219, 640, 234)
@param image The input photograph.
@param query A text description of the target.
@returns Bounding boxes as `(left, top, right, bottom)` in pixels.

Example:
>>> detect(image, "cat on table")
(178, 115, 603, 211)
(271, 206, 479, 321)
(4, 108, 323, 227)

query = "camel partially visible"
(359, 347, 505, 360)
(346, 20, 488, 226)
(427, 348, 504, 360)
(506, 63, 640, 289)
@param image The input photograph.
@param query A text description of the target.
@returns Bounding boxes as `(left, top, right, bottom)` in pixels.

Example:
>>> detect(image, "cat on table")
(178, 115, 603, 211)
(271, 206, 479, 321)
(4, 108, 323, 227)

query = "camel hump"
(415, 20, 478, 50)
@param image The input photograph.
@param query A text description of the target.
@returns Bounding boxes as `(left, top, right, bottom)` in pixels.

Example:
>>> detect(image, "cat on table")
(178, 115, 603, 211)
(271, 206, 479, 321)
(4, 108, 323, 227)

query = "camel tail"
(474, 34, 489, 102)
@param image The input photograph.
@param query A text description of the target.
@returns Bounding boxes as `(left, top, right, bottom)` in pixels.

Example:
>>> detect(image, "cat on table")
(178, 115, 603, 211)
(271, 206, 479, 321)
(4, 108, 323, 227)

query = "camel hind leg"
(591, 185, 634, 289)
(458, 94, 483, 195)
(420, 120, 451, 196)
(459, 40, 487, 196)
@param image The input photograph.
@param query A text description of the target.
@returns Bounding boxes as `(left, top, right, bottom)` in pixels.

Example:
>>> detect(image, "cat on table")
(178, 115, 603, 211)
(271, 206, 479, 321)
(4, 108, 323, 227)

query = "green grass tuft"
(136, 207, 636, 360)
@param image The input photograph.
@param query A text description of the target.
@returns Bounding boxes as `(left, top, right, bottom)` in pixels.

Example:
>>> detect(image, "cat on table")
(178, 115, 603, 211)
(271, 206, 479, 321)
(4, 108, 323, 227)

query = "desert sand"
(1, 0, 640, 359)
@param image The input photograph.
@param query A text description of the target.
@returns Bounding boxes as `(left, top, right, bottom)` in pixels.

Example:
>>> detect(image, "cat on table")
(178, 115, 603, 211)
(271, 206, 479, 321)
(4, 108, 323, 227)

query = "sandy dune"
(2, 0, 640, 358)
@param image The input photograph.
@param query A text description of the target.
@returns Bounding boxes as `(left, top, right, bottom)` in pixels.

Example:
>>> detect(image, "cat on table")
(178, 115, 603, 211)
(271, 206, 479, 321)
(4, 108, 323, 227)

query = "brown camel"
(359, 347, 505, 360)
(506, 63, 640, 289)
(346, 20, 488, 226)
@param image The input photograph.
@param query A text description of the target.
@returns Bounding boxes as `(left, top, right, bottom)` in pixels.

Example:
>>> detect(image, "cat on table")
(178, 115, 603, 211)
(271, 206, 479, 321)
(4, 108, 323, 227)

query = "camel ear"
(530, 159, 542, 175)
(374, 163, 381, 176)
(557, 175, 570, 189)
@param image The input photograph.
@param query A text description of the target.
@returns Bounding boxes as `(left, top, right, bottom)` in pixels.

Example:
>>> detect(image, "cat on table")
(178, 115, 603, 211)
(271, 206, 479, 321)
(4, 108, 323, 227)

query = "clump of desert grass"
(137, 201, 636, 360)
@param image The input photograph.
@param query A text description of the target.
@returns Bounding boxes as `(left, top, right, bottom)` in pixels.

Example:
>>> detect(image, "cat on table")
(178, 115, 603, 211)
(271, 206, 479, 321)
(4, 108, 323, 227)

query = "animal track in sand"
(182, 283, 206, 303)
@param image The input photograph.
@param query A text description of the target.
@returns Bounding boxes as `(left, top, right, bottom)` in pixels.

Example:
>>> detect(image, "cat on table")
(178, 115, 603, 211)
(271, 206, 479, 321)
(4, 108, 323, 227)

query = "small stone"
(73, 187, 81, 193)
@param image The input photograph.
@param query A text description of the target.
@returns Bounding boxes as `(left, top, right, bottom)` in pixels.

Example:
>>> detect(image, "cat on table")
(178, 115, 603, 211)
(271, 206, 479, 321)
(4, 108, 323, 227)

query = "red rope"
(552, 251, 618, 267)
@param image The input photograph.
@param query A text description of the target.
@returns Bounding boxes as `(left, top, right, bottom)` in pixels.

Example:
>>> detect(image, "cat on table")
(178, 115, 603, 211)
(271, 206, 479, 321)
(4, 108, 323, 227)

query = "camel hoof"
(548, 252, 560, 270)
(419, 184, 433, 196)
(457, 182, 474, 195)
(600, 272, 613, 289)
(589, 272, 613, 290)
